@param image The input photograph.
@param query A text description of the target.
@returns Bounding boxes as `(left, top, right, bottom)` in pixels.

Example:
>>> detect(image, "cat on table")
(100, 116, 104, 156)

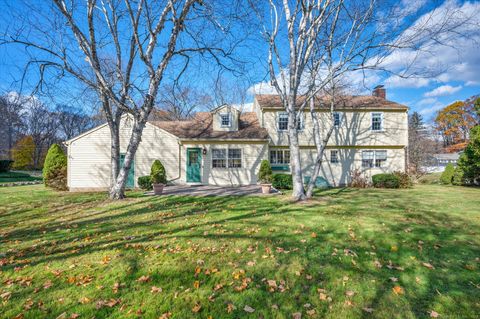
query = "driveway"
(147, 184, 280, 196)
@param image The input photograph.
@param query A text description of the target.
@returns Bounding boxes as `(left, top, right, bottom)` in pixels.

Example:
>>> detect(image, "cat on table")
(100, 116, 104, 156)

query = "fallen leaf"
(192, 303, 201, 313)
(193, 281, 200, 289)
(391, 245, 398, 252)
(43, 280, 53, 289)
(292, 312, 302, 319)
(159, 312, 172, 319)
(311, 232, 317, 238)
(422, 262, 435, 270)
(226, 303, 235, 313)
(392, 286, 404, 295)
(362, 307, 374, 313)
(137, 275, 150, 283)
(429, 310, 439, 318)
(345, 290, 355, 297)
(244, 305, 255, 313)
(151, 286, 162, 293)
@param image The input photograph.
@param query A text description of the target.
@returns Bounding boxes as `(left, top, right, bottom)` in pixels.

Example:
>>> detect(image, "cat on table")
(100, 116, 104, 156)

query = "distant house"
(424, 152, 461, 173)
(65, 87, 408, 191)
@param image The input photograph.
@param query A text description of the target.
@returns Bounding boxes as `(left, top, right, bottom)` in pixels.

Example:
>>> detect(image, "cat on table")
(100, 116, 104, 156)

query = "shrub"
(348, 169, 369, 188)
(440, 163, 455, 184)
(43, 144, 67, 190)
(452, 167, 464, 186)
(272, 174, 293, 189)
(457, 126, 480, 185)
(372, 173, 400, 188)
(393, 171, 413, 188)
(11, 136, 35, 169)
(150, 160, 167, 185)
(0, 160, 13, 173)
(138, 175, 153, 190)
(258, 160, 272, 184)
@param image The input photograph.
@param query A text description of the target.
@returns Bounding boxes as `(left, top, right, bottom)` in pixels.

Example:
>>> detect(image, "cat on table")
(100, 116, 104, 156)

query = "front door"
(186, 148, 202, 183)
(120, 154, 135, 188)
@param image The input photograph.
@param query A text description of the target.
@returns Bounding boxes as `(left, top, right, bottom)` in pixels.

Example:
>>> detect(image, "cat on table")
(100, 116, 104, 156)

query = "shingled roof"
(255, 94, 408, 110)
(150, 112, 269, 140)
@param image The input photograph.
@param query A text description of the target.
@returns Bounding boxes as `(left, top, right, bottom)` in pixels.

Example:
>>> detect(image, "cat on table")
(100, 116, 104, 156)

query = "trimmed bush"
(452, 167, 464, 186)
(440, 163, 455, 185)
(0, 160, 13, 173)
(43, 144, 67, 190)
(258, 160, 272, 184)
(272, 174, 293, 190)
(393, 171, 413, 188)
(372, 173, 400, 188)
(348, 169, 369, 188)
(138, 175, 153, 190)
(150, 160, 167, 185)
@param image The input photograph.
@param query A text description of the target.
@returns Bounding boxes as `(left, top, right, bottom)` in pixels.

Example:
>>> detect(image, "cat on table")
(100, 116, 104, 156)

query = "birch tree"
(2, 0, 244, 199)
(262, 0, 477, 200)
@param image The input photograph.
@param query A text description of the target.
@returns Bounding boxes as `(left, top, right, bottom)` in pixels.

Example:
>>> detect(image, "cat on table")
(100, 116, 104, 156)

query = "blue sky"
(1, 0, 479, 122)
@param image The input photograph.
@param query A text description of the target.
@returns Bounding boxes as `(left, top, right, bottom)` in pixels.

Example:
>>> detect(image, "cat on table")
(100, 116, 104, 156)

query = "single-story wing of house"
(65, 88, 408, 191)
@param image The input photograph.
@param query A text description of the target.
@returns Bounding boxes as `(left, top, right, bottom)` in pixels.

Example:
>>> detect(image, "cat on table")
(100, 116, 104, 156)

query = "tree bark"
(287, 105, 305, 201)
(108, 118, 122, 199)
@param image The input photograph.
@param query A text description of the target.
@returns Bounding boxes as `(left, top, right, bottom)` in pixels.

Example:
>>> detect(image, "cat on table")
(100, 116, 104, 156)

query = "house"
(65, 86, 408, 191)
(423, 152, 461, 173)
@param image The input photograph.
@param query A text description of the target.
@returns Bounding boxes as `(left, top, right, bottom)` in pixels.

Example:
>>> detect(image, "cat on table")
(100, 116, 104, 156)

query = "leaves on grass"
(192, 303, 201, 313)
(429, 310, 439, 318)
(151, 286, 162, 293)
(392, 286, 404, 295)
(137, 275, 150, 283)
(244, 305, 255, 313)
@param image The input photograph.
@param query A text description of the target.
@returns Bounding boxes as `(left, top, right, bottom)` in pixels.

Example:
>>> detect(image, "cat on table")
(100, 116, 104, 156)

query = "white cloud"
(417, 97, 438, 106)
(419, 102, 444, 116)
(385, 75, 431, 88)
(424, 85, 462, 97)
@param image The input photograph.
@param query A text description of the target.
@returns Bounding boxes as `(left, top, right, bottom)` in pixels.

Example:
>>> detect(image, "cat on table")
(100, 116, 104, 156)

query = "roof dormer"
(212, 104, 240, 132)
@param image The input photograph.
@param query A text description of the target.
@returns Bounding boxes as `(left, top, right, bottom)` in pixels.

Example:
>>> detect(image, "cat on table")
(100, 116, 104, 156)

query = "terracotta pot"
(260, 183, 272, 194)
(153, 183, 165, 195)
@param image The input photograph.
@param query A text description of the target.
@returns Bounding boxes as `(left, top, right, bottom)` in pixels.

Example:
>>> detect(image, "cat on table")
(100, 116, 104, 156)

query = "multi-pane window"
(330, 150, 339, 164)
(270, 149, 290, 165)
(278, 112, 289, 131)
(212, 148, 242, 168)
(278, 112, 304, 131)
(228, 149, 242, 168)
(362, 150, 387, 168)
(333, 112, 341, 126)
(371, 112, 383, 131)
(212, 149, 226, 168)
(220, 113, 231, 127)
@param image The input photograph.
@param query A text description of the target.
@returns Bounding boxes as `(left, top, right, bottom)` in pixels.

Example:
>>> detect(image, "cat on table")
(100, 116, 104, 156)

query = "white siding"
(68, 116, 180, 190)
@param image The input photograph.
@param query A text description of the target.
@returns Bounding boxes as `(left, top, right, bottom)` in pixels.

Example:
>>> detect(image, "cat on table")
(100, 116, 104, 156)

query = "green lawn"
(0, 185, 479, 318)
(0, 171, 43, 184)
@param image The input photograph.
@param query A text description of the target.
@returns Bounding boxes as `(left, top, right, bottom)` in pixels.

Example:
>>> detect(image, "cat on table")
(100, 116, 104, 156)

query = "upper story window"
(362, 150, 387, 168)
(212, 148, 242, 168)
(278, 112, 289, 131)
(277, 112, 304, 131)
(330, 150, 339, 163)
(220, 113, 231, 127)
(371, 112, 383, 131)
(333, 112, 341, 127)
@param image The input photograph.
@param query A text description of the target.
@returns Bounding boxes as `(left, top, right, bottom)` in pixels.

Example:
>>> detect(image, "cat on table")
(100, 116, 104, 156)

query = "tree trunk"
(109, 115, 148, 200)
(288, 110, 305, 201)
(108, 119, 122, 199)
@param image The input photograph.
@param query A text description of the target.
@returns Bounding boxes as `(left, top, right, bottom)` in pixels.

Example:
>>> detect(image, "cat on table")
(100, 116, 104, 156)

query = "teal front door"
(120, 154, 135, 188)
(186, 148, 201, 183)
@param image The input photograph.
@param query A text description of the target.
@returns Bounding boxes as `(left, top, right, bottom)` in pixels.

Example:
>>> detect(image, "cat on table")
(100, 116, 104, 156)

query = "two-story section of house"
(65, 86, 408, 191)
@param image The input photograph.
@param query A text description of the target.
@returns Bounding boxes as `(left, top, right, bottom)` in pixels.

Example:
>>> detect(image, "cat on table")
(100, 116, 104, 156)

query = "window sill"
(371, 130, 385, 133)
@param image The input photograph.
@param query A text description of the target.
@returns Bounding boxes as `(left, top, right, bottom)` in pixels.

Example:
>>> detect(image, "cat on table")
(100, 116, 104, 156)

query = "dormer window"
(220, 113, 231, 127)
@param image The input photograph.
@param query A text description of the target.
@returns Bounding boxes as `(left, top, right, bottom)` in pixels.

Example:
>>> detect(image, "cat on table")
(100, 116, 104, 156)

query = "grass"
(0, 185, 479, 318)
(0, 171, 43, 184)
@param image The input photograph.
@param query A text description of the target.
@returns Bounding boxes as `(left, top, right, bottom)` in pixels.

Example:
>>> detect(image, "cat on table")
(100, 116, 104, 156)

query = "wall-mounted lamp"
(202, 148, 207, 155)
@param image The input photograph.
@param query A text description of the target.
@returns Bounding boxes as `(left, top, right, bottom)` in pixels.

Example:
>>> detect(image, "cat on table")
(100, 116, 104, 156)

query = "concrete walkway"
(146, 184, 280, 197)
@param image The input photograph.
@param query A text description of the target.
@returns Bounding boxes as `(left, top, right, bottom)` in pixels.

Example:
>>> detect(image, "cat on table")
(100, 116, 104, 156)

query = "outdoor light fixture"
(202, 148, 207, 155)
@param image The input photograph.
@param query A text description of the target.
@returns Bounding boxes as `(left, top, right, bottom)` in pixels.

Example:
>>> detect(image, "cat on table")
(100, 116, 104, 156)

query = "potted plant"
(150, 160, 167, 195)
(258, 159, 273, 194)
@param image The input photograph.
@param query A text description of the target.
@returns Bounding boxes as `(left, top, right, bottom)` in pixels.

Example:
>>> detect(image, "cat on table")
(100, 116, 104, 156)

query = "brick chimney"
(372, 85, 386, 99)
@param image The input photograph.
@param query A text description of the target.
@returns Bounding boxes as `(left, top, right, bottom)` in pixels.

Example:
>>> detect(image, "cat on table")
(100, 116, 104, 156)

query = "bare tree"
(55, 104, 96, 140)
(3, 0, 245, 198)
(0, 94, 25, 159)
(261, 0, 477, 200)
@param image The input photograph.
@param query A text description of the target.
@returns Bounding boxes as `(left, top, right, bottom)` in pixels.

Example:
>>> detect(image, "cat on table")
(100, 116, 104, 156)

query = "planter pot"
(153, 183, 166, 195)
(260, 183, 272, 194)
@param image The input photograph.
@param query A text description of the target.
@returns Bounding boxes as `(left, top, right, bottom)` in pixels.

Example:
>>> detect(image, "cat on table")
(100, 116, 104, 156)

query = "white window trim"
(330, 150, 339, 164)
(371, 112, 384, 132)
(220, 113, 232, 127)
(362, 150, 387, 168)
(277, 112, 289, 132)
(211, 148, 242, 169)
(270, 149, 290, 165)
(333, 112, 342, 127)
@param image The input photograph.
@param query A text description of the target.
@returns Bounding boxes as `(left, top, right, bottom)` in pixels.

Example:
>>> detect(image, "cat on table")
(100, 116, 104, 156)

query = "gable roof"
(255, 94, 408, 110)
(150, 112, 269, 140)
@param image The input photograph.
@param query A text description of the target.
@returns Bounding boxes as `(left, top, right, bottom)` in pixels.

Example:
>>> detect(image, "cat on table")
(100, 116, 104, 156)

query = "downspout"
(168, 140, 183, 183)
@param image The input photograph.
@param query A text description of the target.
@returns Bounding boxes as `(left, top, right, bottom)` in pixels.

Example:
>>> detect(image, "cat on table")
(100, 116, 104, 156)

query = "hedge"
(440, 163, 455, 184)
(0, 160, 13, 173)
(372, 173, 400, 188)
(272, 174, 293, 190)
(138, 175, 153, 190)
(43, 144, 68, 191)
